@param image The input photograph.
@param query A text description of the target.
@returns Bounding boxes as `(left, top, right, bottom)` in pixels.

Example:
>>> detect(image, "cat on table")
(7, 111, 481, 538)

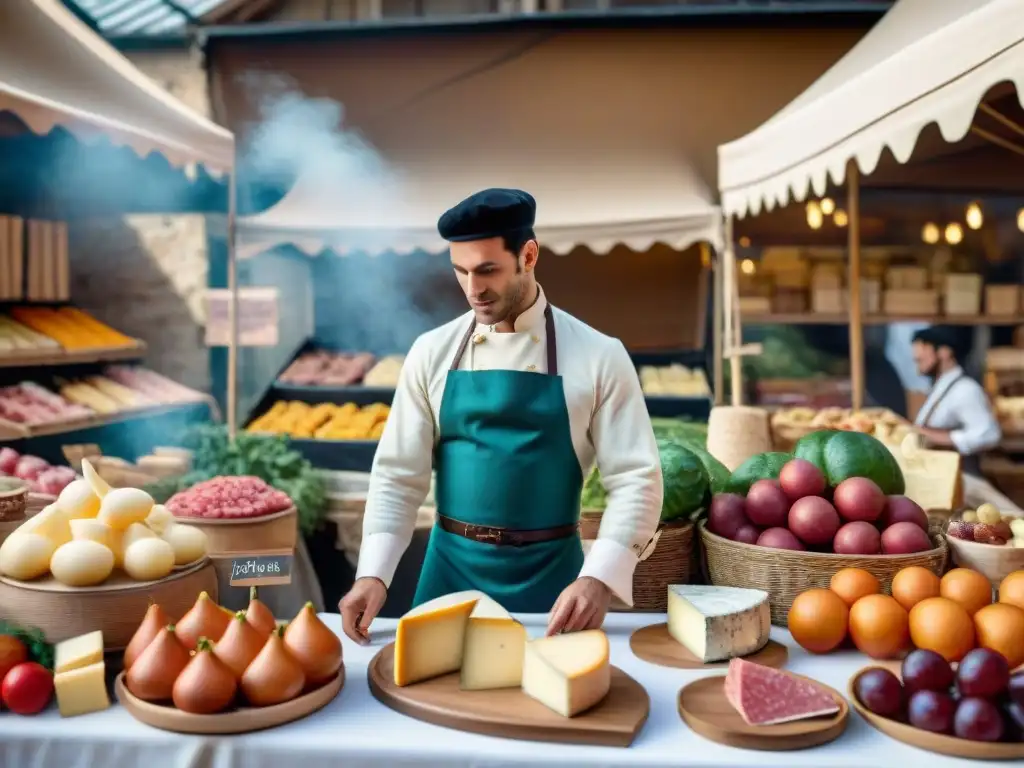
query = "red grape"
(907, 690, 955, 734)
(854, 668, 904, 718)
(953, 697, 1004, 742)
(957, 648, 1010, 699)
(1005, 701, 1024, 741)
(1010, 672, 1024, 707)
(902, 649, 954, 694)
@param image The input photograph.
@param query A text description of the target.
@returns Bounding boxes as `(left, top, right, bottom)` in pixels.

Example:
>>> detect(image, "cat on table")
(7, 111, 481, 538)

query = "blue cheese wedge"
(667, 585, 770, 663)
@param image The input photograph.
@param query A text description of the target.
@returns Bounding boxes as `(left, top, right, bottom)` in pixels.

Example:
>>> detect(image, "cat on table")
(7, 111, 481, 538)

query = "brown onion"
(126, 625, 190, 702)
(214, 611, 266, 678)
(284, 602, 342, 686)
(245, 586, 277, 637)
(172, 637, 237, 714)
(241, 625, 305, 707)
(175, 591, 230, 650)
(123, 602, 169, 670)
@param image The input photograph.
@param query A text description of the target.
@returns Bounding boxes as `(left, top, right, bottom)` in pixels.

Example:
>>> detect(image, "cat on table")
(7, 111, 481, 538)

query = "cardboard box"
(943, 273, 982, 316)
(883, 289, 939, 316)
(886, 266, 929, 290)
(985, 285, 1021, 316)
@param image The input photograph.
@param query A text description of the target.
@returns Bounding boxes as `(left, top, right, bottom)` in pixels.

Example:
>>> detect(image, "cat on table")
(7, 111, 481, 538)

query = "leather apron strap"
(449, 305, 558, 375)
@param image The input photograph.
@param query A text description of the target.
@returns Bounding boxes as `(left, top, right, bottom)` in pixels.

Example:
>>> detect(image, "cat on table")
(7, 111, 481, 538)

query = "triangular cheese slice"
(668, 585, 770, 662)
(522, 629, 610, 717)
(393, 590, 482, 686)
(460, 595, 526, 691)
(724, 658, 839, 725)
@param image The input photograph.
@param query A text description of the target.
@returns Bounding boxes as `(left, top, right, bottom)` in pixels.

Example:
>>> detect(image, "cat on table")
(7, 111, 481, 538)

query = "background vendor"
(339, 187, 662, 642)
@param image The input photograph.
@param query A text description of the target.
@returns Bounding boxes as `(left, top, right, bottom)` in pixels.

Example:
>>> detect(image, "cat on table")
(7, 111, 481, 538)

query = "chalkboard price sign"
(229, 554, 293, 587)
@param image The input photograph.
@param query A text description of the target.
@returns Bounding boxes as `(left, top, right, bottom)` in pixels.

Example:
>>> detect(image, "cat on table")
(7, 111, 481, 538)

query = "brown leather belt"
(438, 515, 578, 547)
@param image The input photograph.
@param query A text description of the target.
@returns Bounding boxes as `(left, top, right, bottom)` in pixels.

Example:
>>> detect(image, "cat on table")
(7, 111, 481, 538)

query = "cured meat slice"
(724, 658, 839, 726)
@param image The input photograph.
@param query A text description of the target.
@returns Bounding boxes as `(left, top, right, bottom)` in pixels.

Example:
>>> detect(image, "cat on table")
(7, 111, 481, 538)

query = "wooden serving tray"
(630, 623, 789, 670)
(115, 667, 344, 734)
(368, 642, 649, 747)
(678, 673, 849, 751)
(849, 667, 1024, 760)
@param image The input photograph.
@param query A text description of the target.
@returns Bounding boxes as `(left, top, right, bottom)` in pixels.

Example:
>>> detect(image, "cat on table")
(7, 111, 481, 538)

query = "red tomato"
(2, 662, 54, 715)
(0, 635, 28, 681)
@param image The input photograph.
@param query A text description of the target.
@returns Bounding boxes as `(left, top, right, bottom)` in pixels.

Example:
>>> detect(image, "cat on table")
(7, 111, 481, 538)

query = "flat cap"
(437, 188, 536, 243)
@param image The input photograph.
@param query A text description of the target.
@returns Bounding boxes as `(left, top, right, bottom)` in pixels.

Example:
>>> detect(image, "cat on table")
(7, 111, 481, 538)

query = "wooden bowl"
(945, 534, 1024, 589)
(0, 559, 217, 649)
(175, 506, 297, 556)
(700, 522, 948, 625)
(0, 478, 27, 522)
(849, 666, 1024, 760)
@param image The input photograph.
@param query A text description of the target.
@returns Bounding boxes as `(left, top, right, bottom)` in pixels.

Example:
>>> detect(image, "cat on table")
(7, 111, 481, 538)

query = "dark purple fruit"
(855, 668, 904, 718)
(957, 648, 1010, 699)
(1010, 672, 1024, 707)
(1005, 701, 1024, 742)
(907, 690, 955, 734)
(953, 697, 1004, 742)
(902, 649, 954, 694)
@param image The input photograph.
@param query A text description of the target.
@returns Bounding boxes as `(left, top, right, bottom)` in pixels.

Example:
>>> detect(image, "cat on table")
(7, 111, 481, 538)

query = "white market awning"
(232, 27, 868, 259)
(0, 0, 234, 175)
(718, 0, 1024, 218)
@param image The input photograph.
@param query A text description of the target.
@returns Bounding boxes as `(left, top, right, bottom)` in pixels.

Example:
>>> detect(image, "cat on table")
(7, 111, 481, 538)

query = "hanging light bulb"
(965, 202, 983, 230)
(922, 222, 940, 244)
(1017, 208, 1024, 232)
(740, 259, 756, 276)
(833, 209, 849, 227)
(806, 201, 824, 230)
(820, 197, 836, 215)
(944, 222, 964, 245)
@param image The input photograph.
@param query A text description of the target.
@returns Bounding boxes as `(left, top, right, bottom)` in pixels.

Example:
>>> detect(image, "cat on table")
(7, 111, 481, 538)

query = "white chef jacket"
(913, 366, 1002, 456)
(355, 285, 663, 605)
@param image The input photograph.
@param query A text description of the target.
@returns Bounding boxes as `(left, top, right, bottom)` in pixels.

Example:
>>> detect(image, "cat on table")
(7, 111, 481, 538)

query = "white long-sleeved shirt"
(355, 286, 663, 605)
(914, 366, 1002, 455)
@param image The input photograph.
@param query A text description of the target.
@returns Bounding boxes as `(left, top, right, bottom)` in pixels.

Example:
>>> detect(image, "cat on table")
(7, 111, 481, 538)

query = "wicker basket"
(706, 406, 772, 471)
(175, 507, 298, 556)
(580, 509, 694, 611)
(0, 479, 27, 522)
(770, 421, 817, 452)
(699, 521, 948, 625)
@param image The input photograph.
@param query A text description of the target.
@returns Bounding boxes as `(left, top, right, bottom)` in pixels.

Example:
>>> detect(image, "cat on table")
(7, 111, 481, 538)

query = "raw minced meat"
(166, 475, 293, 520)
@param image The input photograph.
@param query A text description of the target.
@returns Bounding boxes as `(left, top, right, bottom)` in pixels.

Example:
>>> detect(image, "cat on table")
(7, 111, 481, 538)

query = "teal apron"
(412, 305, 584, 613)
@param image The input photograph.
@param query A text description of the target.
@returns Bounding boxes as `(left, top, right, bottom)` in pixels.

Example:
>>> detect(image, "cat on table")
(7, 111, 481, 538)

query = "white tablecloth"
(0, 613, 980, 768)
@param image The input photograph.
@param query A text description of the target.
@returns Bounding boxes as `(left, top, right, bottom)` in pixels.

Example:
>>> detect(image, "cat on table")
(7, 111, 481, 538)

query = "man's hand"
(916, 426, 954, 448)
(339, 577, 387, 645)
(546, 576, 611, 636)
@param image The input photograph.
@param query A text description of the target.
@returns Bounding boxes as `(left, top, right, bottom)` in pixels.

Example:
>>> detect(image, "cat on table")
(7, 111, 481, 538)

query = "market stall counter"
(0, 613, 984, 768)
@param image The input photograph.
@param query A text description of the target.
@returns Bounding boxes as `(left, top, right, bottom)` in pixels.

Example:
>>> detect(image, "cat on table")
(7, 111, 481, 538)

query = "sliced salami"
(724, 658, 839, 726)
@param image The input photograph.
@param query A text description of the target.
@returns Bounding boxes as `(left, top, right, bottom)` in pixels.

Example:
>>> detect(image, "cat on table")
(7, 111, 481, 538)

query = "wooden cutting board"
(367, 642, 650, 747)
(630, 623, 789, 670)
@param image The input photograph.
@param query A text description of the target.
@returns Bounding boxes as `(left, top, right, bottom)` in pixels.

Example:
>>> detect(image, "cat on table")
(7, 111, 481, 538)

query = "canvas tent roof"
(230, 27, 865, 258)
(0, 0, 234, 175)
(718, 0, 1024, 218)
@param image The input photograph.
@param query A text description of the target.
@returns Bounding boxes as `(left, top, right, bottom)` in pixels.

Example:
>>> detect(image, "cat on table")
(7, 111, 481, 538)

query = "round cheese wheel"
(96, 487, 154, 531)
(144, 504, 175, 535)
(57, 479, 101, 520)
(69, 519, 114, 550)
(0, 533, 57, 581)
(122, 522, 156, 550)
(122, 538, 175, 582)
(49, 540, 115, 587)
(161, 523, 207, 565)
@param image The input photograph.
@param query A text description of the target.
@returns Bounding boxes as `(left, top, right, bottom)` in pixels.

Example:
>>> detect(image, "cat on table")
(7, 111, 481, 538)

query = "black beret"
(913, 325, 970, 357)
(437, 188, 536, 243)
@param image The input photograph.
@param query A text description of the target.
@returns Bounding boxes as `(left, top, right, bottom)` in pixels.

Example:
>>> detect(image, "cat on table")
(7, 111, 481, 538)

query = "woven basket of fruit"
(945, 503, 1024, 588)
(701, 431, 949, 626)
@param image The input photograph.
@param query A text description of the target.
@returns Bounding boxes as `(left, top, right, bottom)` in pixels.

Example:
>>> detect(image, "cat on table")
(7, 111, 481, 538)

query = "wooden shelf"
(0, 343, 146, 369)
(744, 314, 1024, 327)
(0, 399, 214, 440)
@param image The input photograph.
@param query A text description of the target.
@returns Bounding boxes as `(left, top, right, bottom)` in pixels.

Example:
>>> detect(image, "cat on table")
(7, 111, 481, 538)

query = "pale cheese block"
(54, 661, 111, 717)
(888, 440, 962, 511)
(394, 590, 483, 686)
(18, 504, 73, 547)
(521, 629, 610, 717)
(667, 584, 770, 663)
(460, 595, 526, 691)
(54, 631, 104, 674)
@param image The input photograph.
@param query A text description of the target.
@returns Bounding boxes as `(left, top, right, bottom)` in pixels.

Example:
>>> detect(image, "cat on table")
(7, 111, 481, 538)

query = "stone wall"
(70, 48, 211, 392)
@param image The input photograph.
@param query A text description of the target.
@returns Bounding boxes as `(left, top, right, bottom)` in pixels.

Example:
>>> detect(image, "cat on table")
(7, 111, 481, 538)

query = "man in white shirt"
(911, 325, 1001, 477)
(338, 188, 662, 643)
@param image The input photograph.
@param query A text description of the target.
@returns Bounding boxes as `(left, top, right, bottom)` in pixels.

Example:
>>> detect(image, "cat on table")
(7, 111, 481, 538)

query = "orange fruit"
(848, 594, 910, 659)
(830, 568, 880, 607)
(909, 596, 976, 662)
(891, 566, 941, 611)
(940, 568, 993, 617)
(788, 588, 849, 654)
(998, 570, 1024, 612)
(973, 602, 1024, 668)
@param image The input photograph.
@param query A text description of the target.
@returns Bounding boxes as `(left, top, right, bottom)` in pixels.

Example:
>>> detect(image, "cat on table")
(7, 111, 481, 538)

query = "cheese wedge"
(460, 595, 526, 691)
(54, 630, 104, 675)
(18, 504, 73, 547)
(54, 661, 111, 717)
(394, 590, 482, 686)
(522, 629, 610, 717)
(667, 585, 770, 663)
